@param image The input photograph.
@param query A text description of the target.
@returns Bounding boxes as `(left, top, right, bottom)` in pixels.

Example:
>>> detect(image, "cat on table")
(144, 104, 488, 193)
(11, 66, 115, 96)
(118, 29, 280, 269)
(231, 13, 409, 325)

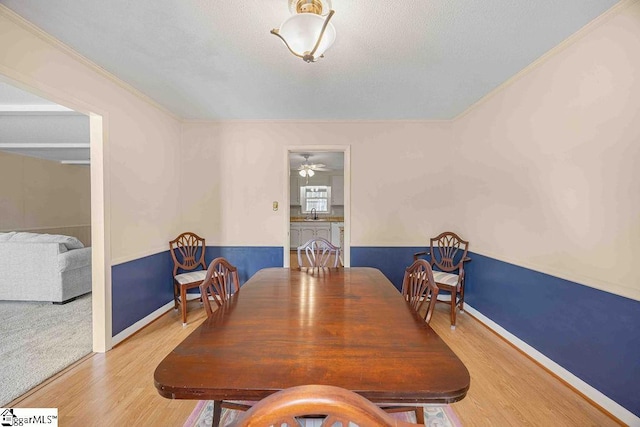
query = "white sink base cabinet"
(290, 222, 331, 248)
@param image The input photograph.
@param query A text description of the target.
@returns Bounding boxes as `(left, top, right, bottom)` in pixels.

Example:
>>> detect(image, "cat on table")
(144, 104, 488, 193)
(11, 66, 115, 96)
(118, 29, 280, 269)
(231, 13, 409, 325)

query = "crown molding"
(181, 118, 454, 125)
(0, 5, 180, 122)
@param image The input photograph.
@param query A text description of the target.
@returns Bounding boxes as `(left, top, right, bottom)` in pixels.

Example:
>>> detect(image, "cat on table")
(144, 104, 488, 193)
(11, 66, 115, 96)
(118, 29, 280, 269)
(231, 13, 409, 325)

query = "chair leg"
(180, 285, 188, 327)
(173, 283, 179, 310)
(212, 400, 222, 427)
(380, 405, 423, 422)
(450, 289, 457, 330)
(459, 286, 465, 313)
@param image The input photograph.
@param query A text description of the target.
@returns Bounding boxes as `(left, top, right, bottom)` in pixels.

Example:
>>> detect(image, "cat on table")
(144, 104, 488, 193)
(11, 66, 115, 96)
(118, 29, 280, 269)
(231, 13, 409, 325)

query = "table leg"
(212, 400, 222, 427)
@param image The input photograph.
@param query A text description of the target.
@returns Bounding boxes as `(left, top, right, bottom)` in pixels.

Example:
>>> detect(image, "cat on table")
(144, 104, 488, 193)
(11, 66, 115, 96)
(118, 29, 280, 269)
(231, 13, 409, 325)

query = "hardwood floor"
(425, 304, 621, 426)
(10, 297, 620, 426)
(290, 250, 341, 268)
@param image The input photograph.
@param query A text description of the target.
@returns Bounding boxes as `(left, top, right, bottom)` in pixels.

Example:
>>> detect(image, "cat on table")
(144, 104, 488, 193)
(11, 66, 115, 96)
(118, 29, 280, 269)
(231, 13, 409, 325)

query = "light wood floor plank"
(10, 296, 620, 426)
(426, 303, 620, 426)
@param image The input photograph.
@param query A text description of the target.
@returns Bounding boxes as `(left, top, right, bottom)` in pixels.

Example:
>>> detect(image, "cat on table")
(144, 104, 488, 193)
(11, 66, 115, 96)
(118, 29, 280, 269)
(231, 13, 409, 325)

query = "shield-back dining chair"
(169, 232, 207, 326)
(382, 259, 439, 423)
(402, 258, 440, 324)
(234, 385, 424, 427)
(297, 237, 341, 269)
(414, 231, 470, 329)
(198, 257, 251, 424)
(199, 257, 240, 316)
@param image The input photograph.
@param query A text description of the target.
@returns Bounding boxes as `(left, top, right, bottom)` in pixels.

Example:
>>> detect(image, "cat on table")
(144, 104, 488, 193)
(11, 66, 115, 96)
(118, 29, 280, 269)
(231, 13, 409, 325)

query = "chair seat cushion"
(432, 271, 459, 287)
(174, 270, 207, 285)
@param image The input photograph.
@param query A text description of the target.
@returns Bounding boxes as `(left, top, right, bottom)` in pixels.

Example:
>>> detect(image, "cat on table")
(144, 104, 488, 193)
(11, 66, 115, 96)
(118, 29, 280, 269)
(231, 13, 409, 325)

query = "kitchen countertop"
(290, 216, 344, 223)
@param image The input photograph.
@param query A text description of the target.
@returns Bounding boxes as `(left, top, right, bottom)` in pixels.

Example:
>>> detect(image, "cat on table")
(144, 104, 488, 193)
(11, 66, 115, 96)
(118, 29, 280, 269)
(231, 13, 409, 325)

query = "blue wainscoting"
(350, 246, 640, 417)
(111, 245, 639, 416)
(111, 251, 174, 336)
(111, 246, 283, 336)
(351, 246, 425, 290)
(205, 246, 283, 285)
(464, 252, 640, 417)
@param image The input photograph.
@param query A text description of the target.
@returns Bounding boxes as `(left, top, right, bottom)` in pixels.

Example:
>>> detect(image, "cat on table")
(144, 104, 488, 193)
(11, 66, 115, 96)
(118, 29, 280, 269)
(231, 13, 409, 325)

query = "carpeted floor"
(184, 400, 462, 427)
(0, 293, 92, 406)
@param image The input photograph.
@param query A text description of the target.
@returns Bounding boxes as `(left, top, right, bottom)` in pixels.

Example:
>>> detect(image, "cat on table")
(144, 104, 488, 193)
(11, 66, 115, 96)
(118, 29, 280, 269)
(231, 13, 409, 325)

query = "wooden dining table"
(154, 267, 470, 424)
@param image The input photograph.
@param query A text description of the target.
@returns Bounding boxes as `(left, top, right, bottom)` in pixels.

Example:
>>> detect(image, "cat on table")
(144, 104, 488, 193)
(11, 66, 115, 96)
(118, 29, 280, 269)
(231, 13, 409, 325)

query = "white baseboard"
(111, 301, 174, 346)
(463, 305, 639, 426)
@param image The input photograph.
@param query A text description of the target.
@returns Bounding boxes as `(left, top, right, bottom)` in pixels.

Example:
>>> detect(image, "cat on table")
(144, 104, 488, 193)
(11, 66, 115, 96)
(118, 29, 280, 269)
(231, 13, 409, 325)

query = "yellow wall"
(0, 150, 91, 243)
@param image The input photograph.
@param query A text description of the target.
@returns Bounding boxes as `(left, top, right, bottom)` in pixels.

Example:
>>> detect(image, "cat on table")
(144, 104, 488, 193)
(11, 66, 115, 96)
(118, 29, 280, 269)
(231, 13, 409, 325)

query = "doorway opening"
(0, 75, 110, 357)
(285, 146, 350, 268)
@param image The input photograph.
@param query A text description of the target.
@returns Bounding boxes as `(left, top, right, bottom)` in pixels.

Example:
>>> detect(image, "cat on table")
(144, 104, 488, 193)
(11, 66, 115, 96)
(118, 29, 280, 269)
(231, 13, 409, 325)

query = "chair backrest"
(297, 238, 341, 269)
(233, 384, 423, 427)
(402, 259, 440, 324)
(169, 232, 206, 276)
(199, 257, 240, 316)
(430, 231, 469, 273)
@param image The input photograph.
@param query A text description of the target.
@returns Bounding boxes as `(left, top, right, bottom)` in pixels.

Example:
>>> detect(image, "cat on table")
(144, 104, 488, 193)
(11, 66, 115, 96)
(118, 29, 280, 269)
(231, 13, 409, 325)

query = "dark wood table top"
(154, 267, 470, 404)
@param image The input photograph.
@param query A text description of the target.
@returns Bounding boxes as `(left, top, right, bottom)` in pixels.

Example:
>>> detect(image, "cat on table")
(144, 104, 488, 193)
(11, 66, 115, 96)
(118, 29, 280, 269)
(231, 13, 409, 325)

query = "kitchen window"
(300, 185, 332, 214)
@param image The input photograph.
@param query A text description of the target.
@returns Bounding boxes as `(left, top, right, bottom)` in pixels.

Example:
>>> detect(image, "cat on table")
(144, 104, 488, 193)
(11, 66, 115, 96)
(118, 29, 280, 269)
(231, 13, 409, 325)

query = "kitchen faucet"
(310, 208, 318, 220)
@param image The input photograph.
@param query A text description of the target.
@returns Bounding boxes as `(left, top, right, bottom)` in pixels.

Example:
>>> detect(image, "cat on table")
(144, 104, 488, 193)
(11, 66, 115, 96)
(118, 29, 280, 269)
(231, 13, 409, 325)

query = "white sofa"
(0, 232, 92, 303)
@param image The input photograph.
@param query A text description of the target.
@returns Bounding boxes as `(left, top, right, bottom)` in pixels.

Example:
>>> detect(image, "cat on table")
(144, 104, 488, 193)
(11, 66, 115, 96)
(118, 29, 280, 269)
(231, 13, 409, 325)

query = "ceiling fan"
(295, 154, 331, 178)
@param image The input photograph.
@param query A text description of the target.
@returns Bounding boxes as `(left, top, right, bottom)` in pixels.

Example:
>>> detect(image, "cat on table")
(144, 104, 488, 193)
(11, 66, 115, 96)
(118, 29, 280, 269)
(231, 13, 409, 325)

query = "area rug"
(184, 400, 462, 426)
(0, 293, 92, 405)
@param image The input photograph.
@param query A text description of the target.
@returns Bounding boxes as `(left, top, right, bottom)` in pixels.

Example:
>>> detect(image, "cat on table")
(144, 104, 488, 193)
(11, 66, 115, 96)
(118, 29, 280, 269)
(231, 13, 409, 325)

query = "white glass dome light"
(278, 13, 336, 60)
(271, 0, 336, 63)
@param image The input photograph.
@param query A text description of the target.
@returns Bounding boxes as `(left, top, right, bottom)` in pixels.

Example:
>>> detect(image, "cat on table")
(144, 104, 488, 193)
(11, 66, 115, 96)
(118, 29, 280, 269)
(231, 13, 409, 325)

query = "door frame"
(284, 146, 351, 267)
(0, 73, 111, 352)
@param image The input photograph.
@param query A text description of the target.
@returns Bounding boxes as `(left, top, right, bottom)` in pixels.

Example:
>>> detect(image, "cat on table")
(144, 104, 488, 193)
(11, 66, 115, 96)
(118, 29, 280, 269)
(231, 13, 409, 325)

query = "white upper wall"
(180, 121, 454, 246)
(453, 0, 640, 300)
(0, 8, 182, 263)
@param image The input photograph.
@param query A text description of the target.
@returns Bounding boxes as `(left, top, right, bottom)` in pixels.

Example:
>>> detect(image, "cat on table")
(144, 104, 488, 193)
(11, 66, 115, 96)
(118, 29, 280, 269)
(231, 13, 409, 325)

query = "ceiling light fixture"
(271, 0, 336, 63)
(299, 168, 315, 177)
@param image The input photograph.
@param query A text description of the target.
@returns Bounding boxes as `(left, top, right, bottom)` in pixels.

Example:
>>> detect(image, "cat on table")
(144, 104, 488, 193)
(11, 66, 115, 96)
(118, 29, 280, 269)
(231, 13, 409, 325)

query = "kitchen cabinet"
(290, 222, 331, 248)
(290, 225, 301, 248)
(300, 226, 316, 245)
(290, 175, 301, 205)
(330, 222, 344, 247)
(331, 174, 344, 205)
(313, 224, 331, 241)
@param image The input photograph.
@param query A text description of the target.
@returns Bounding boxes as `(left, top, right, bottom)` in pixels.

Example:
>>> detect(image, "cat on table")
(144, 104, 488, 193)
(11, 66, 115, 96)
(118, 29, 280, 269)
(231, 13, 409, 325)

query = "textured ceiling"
(0, 0, 620, 121)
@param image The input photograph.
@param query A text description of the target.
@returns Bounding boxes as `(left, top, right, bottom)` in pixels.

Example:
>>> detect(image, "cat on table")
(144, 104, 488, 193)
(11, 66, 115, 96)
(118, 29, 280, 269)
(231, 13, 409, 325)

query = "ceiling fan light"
(299, 169, 307, 177)
(307, 169, 315, 177)
(278, 13, 336, 59)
